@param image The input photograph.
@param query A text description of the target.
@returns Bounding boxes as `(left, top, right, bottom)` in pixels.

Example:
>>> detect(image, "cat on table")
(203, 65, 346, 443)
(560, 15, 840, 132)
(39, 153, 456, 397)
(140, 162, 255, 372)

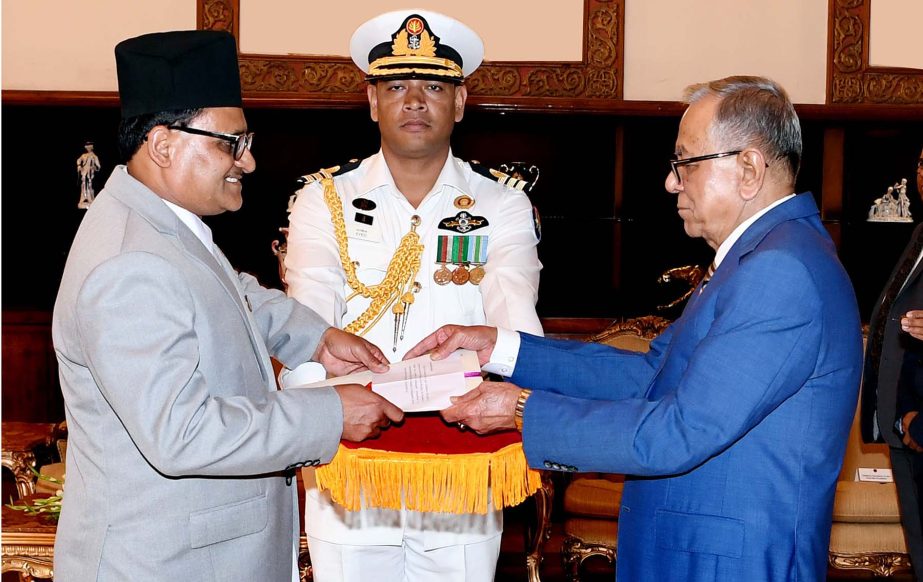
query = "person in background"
(864, 145, 923, 581)
(52, 30, 402, 581)
(407, 75, 863, 581)
(282, 9, 542, 582)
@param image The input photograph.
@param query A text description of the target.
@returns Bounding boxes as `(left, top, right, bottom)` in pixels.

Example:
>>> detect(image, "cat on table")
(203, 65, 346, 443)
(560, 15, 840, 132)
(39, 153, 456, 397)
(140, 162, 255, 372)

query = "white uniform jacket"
(284, 150, 543, 548)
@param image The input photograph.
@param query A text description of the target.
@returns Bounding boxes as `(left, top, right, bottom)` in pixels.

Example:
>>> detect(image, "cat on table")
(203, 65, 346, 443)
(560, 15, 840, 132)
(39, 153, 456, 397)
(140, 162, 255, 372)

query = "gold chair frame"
(558, 315, 671, 581)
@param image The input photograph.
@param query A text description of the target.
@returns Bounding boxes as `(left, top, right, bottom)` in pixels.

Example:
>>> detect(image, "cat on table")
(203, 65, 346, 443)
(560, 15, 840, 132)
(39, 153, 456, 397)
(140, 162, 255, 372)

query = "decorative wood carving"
(297, 534, 312, 582)
(8, 0, 923, 116)
(562, 535, 617, 579)
(524, 472, 555, 582)
(828, 551, 912, 577)
(828, 0, 923, 104)
(0, 555, 54, 579)
(198, 0, 236, 37)
(587, 315, 672, 345)
(198, 0, 623, 107)
(1, 506, 56, 580)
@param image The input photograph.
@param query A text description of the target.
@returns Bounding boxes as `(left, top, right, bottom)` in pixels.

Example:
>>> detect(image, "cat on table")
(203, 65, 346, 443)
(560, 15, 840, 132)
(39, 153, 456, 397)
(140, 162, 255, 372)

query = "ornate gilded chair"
(559, 315, 671, 581)
(491, 160, 553, 582)
(271, 227, 289, 289)
(34, 422, 67, 496)
(827, 383, 911, 576)
(558, 322, 913, 579)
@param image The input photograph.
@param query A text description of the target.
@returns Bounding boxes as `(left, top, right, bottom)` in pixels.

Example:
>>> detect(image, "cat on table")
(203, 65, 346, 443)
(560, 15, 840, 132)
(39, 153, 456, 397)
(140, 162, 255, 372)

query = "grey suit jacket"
(52, 166, 344, 581)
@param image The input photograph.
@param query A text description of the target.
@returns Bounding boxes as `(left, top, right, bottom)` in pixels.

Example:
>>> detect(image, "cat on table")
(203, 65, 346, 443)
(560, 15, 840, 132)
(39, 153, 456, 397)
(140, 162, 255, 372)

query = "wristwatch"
(895, 417, 906, 437)
(514, 389, 532, 432)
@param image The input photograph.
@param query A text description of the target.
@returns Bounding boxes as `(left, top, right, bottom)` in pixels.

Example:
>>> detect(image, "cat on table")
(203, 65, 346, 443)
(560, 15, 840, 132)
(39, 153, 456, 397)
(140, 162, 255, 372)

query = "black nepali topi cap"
(350, 10, 483, 84)
(115, 30, 242, 119)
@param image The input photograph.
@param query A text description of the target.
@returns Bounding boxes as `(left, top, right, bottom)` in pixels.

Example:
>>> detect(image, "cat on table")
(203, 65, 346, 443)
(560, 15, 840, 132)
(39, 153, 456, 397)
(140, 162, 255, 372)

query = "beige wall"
(870, 0, 923, 70)
(240, 0, 584, 62)
(624, 0, 827, 103)
(1, 1, 918, 103)
(2, 0, 195, 91)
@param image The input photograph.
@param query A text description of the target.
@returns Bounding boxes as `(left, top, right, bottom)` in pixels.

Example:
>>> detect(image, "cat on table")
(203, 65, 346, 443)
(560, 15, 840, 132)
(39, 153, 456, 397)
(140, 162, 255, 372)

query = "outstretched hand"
(440, 381, 521, 435)
(336, 384, 404, 442)
(403, 325, 498, 366)
(901, 311, 923, 342)
(313, 327, 390, 376)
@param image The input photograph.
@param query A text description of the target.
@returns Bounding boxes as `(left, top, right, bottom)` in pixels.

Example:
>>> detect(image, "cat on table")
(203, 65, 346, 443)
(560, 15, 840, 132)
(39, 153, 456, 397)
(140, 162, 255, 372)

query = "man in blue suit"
(406, 76, 863, 581)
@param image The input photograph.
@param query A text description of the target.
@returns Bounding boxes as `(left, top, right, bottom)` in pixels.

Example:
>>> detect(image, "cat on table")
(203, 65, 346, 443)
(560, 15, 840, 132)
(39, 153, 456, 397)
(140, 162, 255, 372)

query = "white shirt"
(162, 198, 216, 257)
(713, 193, 795, 269)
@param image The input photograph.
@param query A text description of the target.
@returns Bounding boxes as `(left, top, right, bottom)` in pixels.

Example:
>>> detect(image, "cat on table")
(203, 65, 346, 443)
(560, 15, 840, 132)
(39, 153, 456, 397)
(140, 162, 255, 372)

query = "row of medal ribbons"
(433, 235, 487, 285)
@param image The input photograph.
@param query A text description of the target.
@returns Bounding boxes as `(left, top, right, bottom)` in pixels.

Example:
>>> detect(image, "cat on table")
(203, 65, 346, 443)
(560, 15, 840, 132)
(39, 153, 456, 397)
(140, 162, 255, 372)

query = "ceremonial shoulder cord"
(320, 170, 424, 347)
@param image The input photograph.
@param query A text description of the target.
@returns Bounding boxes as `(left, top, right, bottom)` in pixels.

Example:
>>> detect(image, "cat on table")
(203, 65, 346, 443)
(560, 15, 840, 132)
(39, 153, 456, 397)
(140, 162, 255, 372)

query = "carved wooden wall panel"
(829, 0, 923, 104)
(1, 312, 63, 423)
(198, 0, 623, 106)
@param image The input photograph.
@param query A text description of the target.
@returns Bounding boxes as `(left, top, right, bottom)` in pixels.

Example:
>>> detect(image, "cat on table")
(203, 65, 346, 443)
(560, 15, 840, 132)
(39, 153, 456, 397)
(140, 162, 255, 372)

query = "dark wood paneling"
(2, 104, 919, 319)
(5, 91, 922, 120)
(1, 311, 62, 422)
(2, 102, 921, 421)
(840, 124, 923, 320)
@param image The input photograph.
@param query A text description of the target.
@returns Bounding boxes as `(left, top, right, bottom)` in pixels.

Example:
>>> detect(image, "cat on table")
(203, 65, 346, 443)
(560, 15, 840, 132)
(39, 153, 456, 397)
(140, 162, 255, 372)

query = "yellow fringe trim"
(315, 443, 542, 515)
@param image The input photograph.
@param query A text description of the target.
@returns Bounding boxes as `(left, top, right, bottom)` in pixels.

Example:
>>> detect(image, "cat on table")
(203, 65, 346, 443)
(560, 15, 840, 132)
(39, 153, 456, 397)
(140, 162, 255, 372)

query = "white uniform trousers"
(306, 531, 501, 582)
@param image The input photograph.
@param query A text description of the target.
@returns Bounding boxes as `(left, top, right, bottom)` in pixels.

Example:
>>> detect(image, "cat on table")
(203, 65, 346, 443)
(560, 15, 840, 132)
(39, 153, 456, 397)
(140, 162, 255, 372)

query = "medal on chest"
(434, 235, 488, 286)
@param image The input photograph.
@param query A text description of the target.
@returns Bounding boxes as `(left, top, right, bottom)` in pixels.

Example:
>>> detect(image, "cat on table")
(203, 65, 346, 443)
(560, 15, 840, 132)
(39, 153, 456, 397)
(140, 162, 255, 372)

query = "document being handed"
(296, 350, 482, 412)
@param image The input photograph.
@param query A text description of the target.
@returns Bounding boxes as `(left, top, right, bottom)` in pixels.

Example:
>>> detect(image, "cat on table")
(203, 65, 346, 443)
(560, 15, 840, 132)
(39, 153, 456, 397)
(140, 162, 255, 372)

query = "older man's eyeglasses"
(169, 125, 254, 160)
(669, 151, 741, 184)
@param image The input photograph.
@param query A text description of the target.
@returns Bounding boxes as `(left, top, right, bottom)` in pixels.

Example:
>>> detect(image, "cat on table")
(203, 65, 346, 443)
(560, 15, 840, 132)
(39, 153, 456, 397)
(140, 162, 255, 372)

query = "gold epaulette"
(469, 160, 534, 194)
(289, 159, 362, 212)
(296, 158, 362, 187)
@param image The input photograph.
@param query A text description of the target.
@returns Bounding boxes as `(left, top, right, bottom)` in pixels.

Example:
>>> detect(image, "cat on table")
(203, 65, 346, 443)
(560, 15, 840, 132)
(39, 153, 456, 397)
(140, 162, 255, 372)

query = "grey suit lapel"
(212, 246, 273, 383)
(175, 235, 272, 386)
(105, 167, 271, 384)
(176, 226, 249, 316)
(105, 168, 248, 317)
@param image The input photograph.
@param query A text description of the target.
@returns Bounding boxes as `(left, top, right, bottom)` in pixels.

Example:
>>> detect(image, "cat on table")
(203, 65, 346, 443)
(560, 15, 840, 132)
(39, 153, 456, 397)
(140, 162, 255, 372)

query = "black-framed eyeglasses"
(168, 125, 254, 160)
(669, 150, 741, 184)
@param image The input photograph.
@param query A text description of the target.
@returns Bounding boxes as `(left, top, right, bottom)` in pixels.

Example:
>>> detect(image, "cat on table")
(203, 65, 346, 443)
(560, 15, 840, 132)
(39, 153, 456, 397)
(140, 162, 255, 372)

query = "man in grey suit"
(52, 30, 403, 581)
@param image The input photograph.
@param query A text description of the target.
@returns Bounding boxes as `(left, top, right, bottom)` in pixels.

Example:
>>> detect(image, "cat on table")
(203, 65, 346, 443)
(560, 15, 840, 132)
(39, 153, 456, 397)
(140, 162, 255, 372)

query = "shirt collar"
(358, 149, 469, 203)
(358, 151, 398, 196)
(161, 198, 216, 257)
(714, 193, 796, 268)
(434, 150, 469, 196)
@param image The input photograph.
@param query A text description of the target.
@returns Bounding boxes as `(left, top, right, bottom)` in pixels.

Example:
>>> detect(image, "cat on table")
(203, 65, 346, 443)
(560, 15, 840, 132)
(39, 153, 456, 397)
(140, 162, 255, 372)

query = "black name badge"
(439, 211, 488, 234)
(352, 198, 377, 211)
(354, 212, 374, 225)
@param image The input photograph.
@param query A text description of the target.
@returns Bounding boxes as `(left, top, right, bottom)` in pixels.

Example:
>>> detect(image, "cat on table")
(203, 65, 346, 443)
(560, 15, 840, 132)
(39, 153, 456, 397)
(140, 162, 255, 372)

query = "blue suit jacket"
(514, 193, 862, 581)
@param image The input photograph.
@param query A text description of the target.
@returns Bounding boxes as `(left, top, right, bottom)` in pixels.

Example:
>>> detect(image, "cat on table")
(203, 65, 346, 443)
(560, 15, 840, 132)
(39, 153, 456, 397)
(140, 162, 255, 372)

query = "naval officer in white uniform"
(283, 9, 543, 582)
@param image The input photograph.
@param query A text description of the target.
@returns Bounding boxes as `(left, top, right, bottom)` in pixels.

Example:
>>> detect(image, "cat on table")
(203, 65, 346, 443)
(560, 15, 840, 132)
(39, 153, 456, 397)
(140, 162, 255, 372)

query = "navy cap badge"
(350, 10, 484, 84)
